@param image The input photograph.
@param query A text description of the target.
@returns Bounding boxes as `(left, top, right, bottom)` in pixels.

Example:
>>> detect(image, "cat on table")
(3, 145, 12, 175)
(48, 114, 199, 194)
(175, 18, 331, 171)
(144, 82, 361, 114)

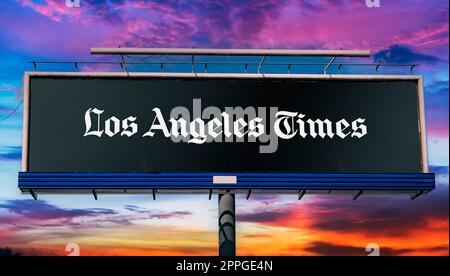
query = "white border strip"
(417, 77, 429, 173)
(21, 73, 30, 172)
(213, 176, 237, 184)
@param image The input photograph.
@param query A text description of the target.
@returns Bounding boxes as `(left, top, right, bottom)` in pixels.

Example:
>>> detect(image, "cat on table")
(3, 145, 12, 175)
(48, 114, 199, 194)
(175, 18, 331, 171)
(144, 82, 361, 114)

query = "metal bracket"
(28, 59, 420, 75)
(152, 189, 156, 200)
(257, 55, 267, 74)
(209, 189, 212, 200)
(298, 190, 306, 200)
(92, 189, 98, 200)
(120, 54, 128, 74)
(353, 190, 363, 200)
(246, 189, 252, 200)
(323, 56, 336, 74)
(30, 189, 37, 200)
(411, 190, 424, 200)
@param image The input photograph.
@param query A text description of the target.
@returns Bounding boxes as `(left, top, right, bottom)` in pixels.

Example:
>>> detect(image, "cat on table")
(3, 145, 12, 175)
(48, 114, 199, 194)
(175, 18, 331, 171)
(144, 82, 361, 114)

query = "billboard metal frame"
(19, 72, 433, 199)
(18, 48, 437, 257)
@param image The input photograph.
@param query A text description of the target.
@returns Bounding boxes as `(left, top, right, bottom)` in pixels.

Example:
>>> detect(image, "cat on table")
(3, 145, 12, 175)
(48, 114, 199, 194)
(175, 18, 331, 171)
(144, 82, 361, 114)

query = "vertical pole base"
(218, 192, 236, 256)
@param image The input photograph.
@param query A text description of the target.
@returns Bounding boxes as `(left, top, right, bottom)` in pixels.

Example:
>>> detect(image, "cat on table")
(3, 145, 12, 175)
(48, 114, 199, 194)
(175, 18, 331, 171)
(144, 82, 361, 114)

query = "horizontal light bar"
(90, 48, 371, 57)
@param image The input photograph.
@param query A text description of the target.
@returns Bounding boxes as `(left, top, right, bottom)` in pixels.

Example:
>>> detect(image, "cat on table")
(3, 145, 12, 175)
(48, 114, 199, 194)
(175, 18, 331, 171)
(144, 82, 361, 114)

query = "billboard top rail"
(27, 47, 422, 75)
(90, 47, 371, 57)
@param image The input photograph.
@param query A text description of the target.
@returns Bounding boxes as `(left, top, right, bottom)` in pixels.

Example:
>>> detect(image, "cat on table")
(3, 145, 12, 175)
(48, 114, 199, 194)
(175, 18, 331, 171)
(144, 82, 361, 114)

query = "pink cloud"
(10, 0, 448, 62)
(18, 0, 83, 21)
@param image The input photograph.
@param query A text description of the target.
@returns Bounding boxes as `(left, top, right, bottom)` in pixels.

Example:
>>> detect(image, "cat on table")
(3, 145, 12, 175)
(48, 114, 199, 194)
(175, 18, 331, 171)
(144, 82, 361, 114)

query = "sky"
(0, 0, 448, 256)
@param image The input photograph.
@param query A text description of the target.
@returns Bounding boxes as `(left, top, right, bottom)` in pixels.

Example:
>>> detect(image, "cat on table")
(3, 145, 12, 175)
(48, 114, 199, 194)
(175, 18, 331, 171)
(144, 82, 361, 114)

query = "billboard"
(19, 72, 434, 195)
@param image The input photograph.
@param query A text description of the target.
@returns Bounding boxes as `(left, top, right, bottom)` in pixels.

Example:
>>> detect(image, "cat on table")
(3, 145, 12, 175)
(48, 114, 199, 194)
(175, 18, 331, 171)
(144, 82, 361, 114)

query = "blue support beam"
(19, 172, 435, 198)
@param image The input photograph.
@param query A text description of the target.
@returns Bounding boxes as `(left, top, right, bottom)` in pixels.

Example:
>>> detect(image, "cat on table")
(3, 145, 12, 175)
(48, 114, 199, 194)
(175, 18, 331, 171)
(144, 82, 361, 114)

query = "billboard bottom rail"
(18, 172, 435, 200)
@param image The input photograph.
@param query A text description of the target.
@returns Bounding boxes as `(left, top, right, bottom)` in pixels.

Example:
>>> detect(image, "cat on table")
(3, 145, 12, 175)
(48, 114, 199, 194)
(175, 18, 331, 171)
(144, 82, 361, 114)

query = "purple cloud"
(429, 165, 449, 175)
(238, 210, 287, 223)
(237, 177, 449, 237)
(11, 0, 446, 55)
(0, 247, 22, 256)
(124, 204, 192, 219)
(373, 45, 441, 64)
(425, 81, 449, 138)
(302, 241, 448, 256)
(0, 199, 116, 220)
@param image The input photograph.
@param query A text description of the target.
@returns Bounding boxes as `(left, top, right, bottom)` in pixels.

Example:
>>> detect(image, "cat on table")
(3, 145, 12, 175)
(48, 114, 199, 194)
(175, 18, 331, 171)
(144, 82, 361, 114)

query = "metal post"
(218, 192, 236, 256)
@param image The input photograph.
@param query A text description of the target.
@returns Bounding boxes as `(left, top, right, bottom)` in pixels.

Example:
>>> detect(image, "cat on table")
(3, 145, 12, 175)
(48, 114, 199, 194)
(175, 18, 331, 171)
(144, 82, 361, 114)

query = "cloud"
(425, 80, 449, 138)
(0, 200, 197, 252)
(302, 241, 447, 256)
(429, 165, 449, 175)
(392, 19, 449, 51)
(124, 204, 192, 219)
(124, 204, 149, 214)
(311, 191, 447, 237)
(0, 146, 22, 161)
(242, 234, 272, 239)
(7, 0, 447, 63)
(238, 210, 288, 223)
(0, 200, 193, 234)
(16, 0, 124, 23)
(10, 243, 217, 256)
(373, 45, 441, 64)
(237, 180, 449, 238)
(0, 84, 21, 94)
(0, 199, 116, 220)
(0, 247, 22, 256)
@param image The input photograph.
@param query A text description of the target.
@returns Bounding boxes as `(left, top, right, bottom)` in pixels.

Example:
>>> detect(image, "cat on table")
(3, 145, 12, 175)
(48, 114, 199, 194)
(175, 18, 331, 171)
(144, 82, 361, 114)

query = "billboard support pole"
(218, 192, 236, 256)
